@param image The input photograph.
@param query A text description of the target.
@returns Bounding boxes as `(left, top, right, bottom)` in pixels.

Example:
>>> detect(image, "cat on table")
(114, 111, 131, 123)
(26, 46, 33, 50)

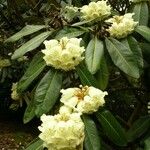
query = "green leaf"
(12, 31, 53, 59)
(126, 116, 150, 142)
(105, 38, 140, 78)
(95, 57, 109, 90)
(23, 99, 36, 124)
(140, 42, 150, 64)
(85, 37, 104, 74)
(25, 138, 43, 150)
(76, 64, 98, 87)
(140, 43, 150, 54)
(18, 53, 46, 92)
(121, 36, 143, 73)
(5, 25, 46, 43)
(96, 110, 127, 146)
(55, 27, 86, 39)
(127, 36, 143, 69)
(72, 20, 92, 26)
(82, 115, 101, 150)
(132, 2, 149, 26)
(35, 69, 62, 117)
(72, 0, 82, 7)
(135, 26, 150, 42)
(144, 137, 150, 150)
(132, 0, 149, 3)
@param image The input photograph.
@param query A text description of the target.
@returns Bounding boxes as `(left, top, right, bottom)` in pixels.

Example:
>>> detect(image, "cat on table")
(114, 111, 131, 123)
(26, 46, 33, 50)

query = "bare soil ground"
(0, 114, 39, 150)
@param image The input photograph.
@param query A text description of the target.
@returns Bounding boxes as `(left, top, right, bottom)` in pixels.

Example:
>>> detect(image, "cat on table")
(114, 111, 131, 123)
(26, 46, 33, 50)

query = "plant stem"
(127, 101, 142, 126)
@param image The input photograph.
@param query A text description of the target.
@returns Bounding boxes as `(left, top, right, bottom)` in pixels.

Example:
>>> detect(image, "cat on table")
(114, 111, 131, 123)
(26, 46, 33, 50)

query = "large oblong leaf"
(18, 53, 46, 92)
(127, 36, 143, 70)
(25, 138, 43, 150)
(105, 38, 140, 78)
(126, 116, 150, 142)
(12, 31, 53, 59)
(144, 137, 150, 150)
(82, 115, 101, 150)
(5, 25, 46, 43)
(132, 2, 149, 26)
(132, 0, 149, 3)
(96, 110, 127, 146)
(135, 26, 150, 42)
(95, 57, 109, 90)
(85, 37, 104, 74)
(55, 27, 86, 39)
(72, 20, 92, 26)
(140, 42, 150, 64)
(23, 99, 36, 124)
(35, 69, 62, 117)
(76, 64, 98, 87)
(121, 36, 143, 73)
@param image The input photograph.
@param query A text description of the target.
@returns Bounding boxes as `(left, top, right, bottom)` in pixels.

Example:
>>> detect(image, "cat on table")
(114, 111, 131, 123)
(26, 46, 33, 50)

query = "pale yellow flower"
(59, 105, 73, 115)
(81, 1, 111, 21)
(60, 85, 108, 114)
(106, 13, 138, 39)
(38, 111, 85, 150)
(11, 83, 20, 100)
(42, 37, 85, 71)
(0, 59, 11, 68)
(62, 6, 79, 22)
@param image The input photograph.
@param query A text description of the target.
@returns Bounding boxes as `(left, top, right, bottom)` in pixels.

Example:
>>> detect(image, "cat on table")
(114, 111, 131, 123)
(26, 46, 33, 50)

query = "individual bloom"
(38, 112, 85, 150)
(42, 37, 85, 71)
(106, 13, 138, 39)
(80, 1, 111, 21)
(59, 105, 73, 115)
(0, 59, 11, 68)
(11, 83, 20, 100)
(62, 5, 79, 22)
(60, 85, 108, 114)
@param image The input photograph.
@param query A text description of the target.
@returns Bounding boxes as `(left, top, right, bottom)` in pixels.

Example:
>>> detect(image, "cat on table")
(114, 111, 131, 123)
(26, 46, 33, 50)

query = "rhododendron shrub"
(4, 0, 150, 149)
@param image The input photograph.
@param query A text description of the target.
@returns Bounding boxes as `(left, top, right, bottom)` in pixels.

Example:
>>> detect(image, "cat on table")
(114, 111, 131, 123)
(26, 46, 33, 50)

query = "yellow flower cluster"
(62, 6, 79, 22)
(0, 59, 11, 68)
(11, 83, 20, 100)
(81, 1, 111, 21)
(60, 85, 108, 114)
(38, 110, 85, 150)
(106, 13, 138, 39)
(38, 85, 107, 149)
(42, 37, 85, 71)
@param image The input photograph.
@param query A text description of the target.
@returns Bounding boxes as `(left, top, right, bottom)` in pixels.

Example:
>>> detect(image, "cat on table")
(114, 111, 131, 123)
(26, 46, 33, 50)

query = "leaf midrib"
(84, 118, 98, 150)
(99, 113, 123, 142)
(19, 62, 46, 90)
(78, 67, 92, 86)
(128, 119, 150, 137)
(44, 71, 58, 104)
(109, 39, 134, 73)
(13, 31, 51, 57)
(91, 37, 97, 71)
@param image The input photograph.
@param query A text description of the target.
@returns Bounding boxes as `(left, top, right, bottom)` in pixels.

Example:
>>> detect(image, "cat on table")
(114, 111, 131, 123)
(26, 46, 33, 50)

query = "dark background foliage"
(0, 0, 150, 149)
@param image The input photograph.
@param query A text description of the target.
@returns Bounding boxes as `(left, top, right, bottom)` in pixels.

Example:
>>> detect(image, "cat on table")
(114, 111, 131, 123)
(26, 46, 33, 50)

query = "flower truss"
(106, 13, 138, 39)
(42, 37, 85, 71)
(11, 82, 20, 100)
(38, 109, 85, 150)
(80, 0, 111, 22)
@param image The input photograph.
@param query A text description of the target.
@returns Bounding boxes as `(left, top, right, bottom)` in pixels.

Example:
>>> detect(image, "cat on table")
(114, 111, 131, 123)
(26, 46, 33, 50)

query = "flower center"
(57, 114, 69, 122)
(114, 16, 123, 24)
(75, 85, 89, 101)
(59, 39, 69, 50)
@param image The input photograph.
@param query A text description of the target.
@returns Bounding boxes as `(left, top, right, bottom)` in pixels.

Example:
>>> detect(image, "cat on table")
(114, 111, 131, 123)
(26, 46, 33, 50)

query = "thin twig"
(127, 101, 142, 126)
